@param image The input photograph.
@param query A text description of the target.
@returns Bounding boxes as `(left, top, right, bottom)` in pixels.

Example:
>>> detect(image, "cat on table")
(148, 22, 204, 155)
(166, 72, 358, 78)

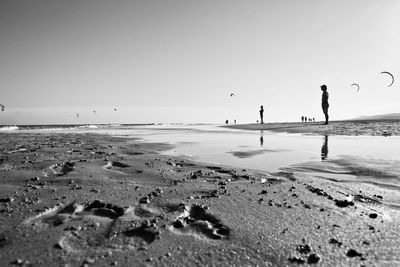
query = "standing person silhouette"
(321, 84, 329, 124)
(259, 106, 264, 124)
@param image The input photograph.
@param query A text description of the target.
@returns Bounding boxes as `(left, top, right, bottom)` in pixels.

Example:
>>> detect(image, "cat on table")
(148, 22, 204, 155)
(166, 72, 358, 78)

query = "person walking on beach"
(259, 106, 264, 124)
(301, 116, 304, 123)
(321, 84, 329, 124)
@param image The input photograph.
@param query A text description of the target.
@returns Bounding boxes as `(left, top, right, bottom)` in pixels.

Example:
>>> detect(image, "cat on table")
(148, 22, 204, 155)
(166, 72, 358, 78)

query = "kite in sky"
(380, 71, 394, 87)
(351, 83, 360, 92)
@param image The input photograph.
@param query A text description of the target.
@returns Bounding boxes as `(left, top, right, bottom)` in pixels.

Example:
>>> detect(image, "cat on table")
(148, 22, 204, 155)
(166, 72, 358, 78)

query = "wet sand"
(1, 130, 400, 266)
(225, 120, 400, 136)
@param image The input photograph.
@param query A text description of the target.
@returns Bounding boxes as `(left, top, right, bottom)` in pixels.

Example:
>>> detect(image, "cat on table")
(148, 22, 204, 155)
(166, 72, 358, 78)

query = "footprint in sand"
(170, 204, 230, 240)
(22, 200, 161, 253)
(46, 161, 75, 176)
(122, 222, 159, 244)
(23, 200, 125, 229)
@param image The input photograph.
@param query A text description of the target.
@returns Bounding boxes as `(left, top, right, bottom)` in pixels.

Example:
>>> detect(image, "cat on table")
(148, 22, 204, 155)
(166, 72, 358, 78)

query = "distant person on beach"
(304, 116, 307, 123)
(301, 116, 304, 122)
(321, 84, 329, 124)
(259, 106, 264, 124)
(225, 119, 229, 124)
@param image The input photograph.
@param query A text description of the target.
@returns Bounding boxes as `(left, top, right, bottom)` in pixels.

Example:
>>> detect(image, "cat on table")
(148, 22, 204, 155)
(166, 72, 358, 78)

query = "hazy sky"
(1, 0, 399, 124)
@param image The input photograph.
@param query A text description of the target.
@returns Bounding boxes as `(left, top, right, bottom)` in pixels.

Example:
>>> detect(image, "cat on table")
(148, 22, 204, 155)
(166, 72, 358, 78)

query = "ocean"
(1, 121, 400, 195)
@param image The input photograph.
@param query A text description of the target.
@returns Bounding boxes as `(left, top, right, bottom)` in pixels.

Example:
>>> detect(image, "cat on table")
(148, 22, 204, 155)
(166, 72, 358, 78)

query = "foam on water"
(0, 126, 19, 131)
(79, 124, 98, 129)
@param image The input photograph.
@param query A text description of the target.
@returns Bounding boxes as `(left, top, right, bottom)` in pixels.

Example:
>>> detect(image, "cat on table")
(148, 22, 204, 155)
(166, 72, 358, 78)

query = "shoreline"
(224, 120, 400, 136)
(1, 131, 400, 266)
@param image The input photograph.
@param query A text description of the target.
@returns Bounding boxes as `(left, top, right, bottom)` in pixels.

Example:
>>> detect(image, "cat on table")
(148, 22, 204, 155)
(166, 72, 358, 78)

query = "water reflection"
(321, 135, 328, 160)
(260, 130, 264, 146)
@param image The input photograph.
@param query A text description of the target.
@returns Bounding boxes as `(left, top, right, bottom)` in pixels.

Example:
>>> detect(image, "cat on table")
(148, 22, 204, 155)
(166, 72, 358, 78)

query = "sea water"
(5, 123, 400, 191)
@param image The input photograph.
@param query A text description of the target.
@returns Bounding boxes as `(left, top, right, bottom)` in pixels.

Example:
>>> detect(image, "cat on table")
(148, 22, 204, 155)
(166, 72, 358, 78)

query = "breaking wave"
(0, 126, 19, 131)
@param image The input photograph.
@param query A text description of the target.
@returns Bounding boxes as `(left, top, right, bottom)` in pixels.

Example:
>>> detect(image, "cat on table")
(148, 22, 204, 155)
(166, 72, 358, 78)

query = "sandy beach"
(2, 0, 400, 265)
(1, 123, 400, 266)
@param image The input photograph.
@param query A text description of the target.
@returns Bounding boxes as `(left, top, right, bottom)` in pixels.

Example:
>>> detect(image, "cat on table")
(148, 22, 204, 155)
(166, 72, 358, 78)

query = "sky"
(0, 0, 399, 125)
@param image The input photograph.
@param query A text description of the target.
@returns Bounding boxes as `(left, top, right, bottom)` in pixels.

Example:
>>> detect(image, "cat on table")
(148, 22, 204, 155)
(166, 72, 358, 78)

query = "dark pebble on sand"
(346, 249, 363, 258)
(53, 242, 64, 250)
(173, 219, 185, 228)
(369, 213, 378, 219)
(0, 197, 14, 203)
(11, 259, 27, 266)
(335, 199, 354, 208)
(139, 196, 150, 204)
(307, 253, 320, 264)
(190, 173, 200, 179)
(260, 190, 268, 194)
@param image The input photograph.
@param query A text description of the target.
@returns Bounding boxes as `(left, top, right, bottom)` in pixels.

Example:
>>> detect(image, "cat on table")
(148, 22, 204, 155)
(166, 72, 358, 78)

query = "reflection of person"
(321, 84, 329, 124)
(321, 135, 328, 160)
(260, 130, 264, 146)
(259, 106, 264, 124)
